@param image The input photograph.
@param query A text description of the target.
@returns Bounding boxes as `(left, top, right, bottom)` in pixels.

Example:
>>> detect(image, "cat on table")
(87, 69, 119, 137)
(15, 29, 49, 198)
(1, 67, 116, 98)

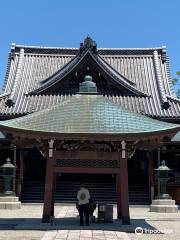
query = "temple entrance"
(21, 147, 150, 205)
(22, 148, 149, 184)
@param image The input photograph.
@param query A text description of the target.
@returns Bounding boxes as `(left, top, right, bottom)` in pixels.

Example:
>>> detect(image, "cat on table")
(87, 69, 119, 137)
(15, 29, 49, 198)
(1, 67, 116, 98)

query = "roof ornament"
(10, 43, 16, 60)
(161, 46, 167, 63)
(79, 36, 97, 54)
(5, 98, 14, 107)
(79, 75, 97, 93)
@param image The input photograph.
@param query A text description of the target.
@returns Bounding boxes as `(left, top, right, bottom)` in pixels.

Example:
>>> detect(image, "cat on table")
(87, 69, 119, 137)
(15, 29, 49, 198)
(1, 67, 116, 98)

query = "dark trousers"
(79, 203, 89, 226)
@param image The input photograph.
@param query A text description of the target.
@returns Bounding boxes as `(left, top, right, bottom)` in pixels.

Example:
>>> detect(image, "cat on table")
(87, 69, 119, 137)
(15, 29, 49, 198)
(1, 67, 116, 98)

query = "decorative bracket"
(121, 140, 126, 159)
(48, 139, 54, 158)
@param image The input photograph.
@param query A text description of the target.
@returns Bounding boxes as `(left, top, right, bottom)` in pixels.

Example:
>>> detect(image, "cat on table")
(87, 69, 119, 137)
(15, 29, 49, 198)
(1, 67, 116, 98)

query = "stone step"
(21, 181, 150, 204)
(0, 196, 21, 209)
(150, 204, 178, 213)
(0, 196, 20, 202)
(152, 199, 176, 205)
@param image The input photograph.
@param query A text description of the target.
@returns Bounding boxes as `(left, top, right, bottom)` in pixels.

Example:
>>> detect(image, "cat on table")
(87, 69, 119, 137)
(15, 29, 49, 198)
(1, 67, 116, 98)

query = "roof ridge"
(12, 43, 78, 50)
(11, 43, 166, 52)
(99, 47, 166, 50)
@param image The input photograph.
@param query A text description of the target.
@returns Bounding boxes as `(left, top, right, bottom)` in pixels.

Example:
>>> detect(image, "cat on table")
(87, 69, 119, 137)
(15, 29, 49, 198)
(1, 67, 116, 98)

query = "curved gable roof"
(29, 49, 147, 97)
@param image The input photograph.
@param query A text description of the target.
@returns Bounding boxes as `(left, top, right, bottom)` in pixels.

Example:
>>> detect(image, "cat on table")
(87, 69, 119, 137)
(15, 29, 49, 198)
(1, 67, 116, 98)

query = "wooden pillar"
(148, 151, 154, 202)
(19, 149, 24, 182)
(42, 140, 55, 223)
(116, 172, 122, 219)
(17, 149, 24, 197)
(51, 172, 57, 217)
(157, 148, 161, 196)
(118, 141, 130, 224)
(12, 145, 17, 193)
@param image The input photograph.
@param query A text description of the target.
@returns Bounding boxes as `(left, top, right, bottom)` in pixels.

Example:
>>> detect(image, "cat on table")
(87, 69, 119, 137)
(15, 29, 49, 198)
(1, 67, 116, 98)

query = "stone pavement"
(0, 204, 179, 240)
(41, 230, 130, 240)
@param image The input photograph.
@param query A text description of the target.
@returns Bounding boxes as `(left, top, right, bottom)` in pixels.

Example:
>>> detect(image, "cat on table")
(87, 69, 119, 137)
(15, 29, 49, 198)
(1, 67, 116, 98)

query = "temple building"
(0, 37, 180, 223)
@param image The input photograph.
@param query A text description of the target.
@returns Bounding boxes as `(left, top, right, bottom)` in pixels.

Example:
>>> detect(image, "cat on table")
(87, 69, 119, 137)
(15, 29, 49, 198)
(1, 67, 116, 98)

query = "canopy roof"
(171, 131, 180, 142)
(0, 94, 179, 138)
(0, 132, 5, 139)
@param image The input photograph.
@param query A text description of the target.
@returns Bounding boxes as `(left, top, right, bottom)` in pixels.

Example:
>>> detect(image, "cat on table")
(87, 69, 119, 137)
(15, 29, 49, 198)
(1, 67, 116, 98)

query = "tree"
(172, 71, 180, 98)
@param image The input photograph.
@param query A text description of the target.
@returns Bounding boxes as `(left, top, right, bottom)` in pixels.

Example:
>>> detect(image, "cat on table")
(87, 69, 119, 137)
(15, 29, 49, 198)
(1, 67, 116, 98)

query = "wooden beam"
(54, 167, 118, 174)
(54, 151, 119, 161)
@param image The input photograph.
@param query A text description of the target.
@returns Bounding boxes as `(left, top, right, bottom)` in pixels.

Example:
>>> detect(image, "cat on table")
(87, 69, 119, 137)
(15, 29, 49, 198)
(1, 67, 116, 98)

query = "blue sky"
(0, 0, 180, 90)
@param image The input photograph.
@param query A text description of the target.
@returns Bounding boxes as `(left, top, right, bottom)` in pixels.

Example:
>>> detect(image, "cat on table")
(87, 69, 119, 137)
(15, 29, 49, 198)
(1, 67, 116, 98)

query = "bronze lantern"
(155, 160, 171, 199)
(0, 158, 16, 195)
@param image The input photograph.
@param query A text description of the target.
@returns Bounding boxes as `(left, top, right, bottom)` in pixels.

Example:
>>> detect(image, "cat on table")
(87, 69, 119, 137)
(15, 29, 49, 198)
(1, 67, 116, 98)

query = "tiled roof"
(0, 94, 179, 136)
(0, 40, 180, 119)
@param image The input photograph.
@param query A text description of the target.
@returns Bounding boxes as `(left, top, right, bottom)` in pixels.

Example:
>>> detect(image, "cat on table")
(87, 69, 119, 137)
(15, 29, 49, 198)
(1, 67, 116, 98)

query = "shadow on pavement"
(0, 217, 157, 233)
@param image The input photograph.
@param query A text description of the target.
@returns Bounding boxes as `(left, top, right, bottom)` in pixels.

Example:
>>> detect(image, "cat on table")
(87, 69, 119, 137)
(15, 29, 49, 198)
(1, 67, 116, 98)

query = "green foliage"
(177, 89, 180, 98)
(172, 71, 180, 98)
(172, 78, 178, 85)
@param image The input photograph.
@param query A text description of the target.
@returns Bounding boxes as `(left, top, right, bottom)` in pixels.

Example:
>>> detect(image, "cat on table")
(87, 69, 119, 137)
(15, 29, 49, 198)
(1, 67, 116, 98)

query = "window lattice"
(55, 159, 118, 168)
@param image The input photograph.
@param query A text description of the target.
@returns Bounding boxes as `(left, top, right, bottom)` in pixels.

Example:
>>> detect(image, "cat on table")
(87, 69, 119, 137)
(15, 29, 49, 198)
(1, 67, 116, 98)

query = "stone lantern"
(0, 158, 16, 196)
(0, 158, 21, 209)
(155, 160, 171, 199)
(150, 160, 178, 213)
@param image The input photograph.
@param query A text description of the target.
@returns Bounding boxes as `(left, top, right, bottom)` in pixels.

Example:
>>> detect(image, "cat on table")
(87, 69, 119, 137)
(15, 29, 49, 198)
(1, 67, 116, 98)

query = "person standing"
(77, 184, 90, 226)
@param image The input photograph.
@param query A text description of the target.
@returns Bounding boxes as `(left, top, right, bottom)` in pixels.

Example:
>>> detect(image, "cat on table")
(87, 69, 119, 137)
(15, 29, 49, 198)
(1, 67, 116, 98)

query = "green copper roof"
(0, 132, 5, 139)
(0, 95, 179, 135)
(171, 131, 180, 142)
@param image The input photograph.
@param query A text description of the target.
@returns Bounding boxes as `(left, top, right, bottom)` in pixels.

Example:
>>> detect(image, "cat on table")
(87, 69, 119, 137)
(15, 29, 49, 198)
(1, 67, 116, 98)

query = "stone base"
(156, 194, 172, 200)
(0, 196, 21, 209)
(150, 199, 178, 213)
